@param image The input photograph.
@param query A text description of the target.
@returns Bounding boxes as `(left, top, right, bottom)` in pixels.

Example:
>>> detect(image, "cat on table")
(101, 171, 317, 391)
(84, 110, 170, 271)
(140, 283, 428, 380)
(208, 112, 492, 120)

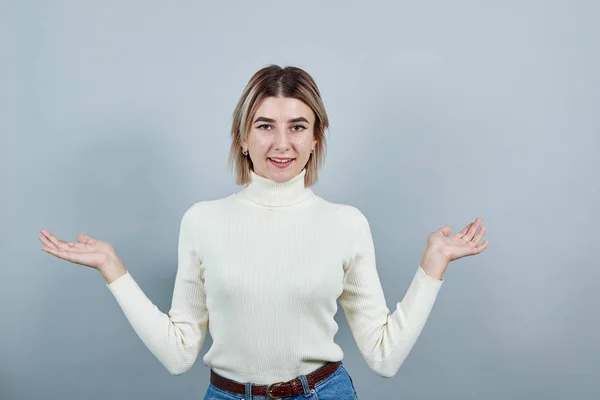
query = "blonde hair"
(227, 65, 329, 187)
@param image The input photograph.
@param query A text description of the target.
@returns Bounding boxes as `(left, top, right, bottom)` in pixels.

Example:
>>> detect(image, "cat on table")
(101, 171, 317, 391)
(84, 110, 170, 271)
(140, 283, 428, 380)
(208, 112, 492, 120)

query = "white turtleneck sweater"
(106, 168, 444, 384)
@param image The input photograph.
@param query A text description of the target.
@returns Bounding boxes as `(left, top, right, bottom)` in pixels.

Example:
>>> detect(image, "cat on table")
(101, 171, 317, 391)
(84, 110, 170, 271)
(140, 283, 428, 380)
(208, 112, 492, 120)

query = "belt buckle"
(265, 381, 286, 399)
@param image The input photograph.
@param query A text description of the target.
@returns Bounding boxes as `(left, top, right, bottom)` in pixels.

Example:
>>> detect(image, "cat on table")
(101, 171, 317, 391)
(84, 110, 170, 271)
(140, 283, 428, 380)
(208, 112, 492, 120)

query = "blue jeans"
(203, 361, 359, 400)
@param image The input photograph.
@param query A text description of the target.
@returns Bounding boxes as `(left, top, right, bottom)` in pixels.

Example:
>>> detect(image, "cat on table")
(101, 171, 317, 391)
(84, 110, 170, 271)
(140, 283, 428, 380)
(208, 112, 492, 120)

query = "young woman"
(40, 65, 489, 400)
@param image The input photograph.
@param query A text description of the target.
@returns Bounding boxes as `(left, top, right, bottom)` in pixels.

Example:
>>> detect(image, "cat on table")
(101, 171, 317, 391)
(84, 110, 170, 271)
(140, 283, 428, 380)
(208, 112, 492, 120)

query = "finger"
(457, 223, 472, 236)
(462, 218, 482, 241)
(39, 234, 58, 249)
(41, 246, 87, 265)
(41, 230, 71, 251)
(470, 225, 487, 245)
(66, 241, 88, 249)
(40, 230, 59, 248)
(40, 230, 89, 250)
(40, 231, 69, 249)
(78, 234, 96, 245)
(474, 240, 490, 253)
(42, 245, 68, 260)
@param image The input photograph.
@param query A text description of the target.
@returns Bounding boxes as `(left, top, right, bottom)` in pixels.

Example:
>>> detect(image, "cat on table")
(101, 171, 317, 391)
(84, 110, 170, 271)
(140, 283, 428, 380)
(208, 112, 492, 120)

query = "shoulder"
(314, 196, 368, 228)
(180, 194, 237, 221)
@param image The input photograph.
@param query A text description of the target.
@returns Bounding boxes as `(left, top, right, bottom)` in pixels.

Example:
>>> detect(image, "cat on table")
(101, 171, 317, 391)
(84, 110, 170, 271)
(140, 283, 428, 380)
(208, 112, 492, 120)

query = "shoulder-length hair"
(227, 64, 329, 187)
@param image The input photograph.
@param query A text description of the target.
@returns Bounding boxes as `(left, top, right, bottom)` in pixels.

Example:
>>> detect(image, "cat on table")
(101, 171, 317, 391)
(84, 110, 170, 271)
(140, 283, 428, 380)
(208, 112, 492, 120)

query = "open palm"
(426, 217, 489, 263)
(39, 229, 116, 271)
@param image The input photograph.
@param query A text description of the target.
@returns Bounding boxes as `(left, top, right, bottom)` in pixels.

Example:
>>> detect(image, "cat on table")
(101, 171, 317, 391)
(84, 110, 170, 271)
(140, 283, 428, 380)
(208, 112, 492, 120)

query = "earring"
(242, 149, 248, 156)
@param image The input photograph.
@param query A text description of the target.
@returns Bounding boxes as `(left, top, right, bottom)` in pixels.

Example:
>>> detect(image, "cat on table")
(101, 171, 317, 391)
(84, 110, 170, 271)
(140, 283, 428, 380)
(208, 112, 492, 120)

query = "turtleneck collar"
(236, 168, 315, 208)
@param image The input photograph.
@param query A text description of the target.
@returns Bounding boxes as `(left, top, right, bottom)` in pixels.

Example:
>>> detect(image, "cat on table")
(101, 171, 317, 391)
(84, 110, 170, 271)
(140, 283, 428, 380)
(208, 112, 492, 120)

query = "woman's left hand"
(427, 217, 490, 264)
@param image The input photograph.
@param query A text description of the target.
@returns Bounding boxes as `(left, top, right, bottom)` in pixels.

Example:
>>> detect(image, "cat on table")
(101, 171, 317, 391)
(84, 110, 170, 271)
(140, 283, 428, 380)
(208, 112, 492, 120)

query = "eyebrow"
(253, 116, 310, 124)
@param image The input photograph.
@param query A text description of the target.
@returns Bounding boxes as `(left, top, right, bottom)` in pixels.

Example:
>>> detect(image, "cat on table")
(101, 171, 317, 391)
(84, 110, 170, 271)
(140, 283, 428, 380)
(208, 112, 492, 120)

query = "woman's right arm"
(40, 204, 209, 375)
(104, 205, 209, 375)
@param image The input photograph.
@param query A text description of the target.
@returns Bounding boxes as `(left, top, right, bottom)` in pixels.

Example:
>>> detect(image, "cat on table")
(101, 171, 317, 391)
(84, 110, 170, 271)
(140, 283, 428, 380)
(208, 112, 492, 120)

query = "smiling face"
(241, 96, 318, 183)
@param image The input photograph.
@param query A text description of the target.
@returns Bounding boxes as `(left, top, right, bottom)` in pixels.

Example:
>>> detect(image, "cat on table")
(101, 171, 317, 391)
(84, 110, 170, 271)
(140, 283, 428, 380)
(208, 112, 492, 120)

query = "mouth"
(268, 157, 295, 168)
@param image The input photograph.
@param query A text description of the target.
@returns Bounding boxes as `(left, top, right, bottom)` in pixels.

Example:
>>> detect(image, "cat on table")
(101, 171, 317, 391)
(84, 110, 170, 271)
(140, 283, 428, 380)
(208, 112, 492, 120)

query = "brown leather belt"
(210, 361, 341, 399)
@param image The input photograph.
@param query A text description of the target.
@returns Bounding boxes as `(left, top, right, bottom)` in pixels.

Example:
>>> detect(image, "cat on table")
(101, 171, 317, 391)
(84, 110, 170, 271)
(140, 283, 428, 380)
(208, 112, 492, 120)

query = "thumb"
(78, 234, 96, 244)
(438, 226, 452, 236)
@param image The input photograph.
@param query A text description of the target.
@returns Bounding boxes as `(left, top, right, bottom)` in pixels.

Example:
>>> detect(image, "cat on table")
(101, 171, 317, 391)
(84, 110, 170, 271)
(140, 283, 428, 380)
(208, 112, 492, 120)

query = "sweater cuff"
(411, 265, 444, 302)
(417, 264, 445, 284)
(105, 270, 135, 292)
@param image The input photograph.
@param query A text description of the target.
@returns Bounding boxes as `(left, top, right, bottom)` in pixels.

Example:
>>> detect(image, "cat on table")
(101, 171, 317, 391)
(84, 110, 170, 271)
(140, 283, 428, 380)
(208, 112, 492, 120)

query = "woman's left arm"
(339, 209, 489, 378)
(420, 217, 489, 280)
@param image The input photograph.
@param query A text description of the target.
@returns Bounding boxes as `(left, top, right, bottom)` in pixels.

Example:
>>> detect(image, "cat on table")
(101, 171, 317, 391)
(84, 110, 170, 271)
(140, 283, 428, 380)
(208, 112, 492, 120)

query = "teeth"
(270, 158, 292, 163)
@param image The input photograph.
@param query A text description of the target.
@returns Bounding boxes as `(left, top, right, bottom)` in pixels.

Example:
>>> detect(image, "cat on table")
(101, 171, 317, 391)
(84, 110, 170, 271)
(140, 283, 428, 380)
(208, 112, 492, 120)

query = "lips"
(268, 157, 295, 162)
(268, 157, 295, 168)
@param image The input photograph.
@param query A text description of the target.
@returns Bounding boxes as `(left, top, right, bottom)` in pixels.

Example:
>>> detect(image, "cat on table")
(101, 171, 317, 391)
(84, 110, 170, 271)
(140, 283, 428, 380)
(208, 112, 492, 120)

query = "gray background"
(1, 0, 598, 399)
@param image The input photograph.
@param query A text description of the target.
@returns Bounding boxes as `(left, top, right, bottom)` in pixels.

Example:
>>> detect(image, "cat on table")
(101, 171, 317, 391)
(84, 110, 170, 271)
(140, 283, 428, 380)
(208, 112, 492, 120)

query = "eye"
(291, 125, 307, 132)
(256, 124, 273, 130)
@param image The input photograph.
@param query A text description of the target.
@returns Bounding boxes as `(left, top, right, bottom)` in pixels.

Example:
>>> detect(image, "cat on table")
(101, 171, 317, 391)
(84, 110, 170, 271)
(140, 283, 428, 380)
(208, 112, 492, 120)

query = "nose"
(274, 128, 290, 151)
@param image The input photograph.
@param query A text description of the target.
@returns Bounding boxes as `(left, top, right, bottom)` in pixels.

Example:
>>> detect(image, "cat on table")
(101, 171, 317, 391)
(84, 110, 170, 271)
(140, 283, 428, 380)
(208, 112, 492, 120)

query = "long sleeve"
(105, 205, 209, 375)
(339, 209, 444, 378)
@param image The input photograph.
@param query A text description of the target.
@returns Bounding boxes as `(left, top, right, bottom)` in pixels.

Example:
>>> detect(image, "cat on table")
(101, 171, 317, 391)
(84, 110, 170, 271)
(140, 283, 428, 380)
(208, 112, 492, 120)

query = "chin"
(270, 170, 298, 183)
(264, 163, 302, 182)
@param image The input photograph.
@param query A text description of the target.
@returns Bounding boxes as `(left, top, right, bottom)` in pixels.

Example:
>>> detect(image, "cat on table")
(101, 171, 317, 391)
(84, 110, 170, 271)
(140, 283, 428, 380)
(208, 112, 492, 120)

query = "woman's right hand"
(39, 229, 119, 272)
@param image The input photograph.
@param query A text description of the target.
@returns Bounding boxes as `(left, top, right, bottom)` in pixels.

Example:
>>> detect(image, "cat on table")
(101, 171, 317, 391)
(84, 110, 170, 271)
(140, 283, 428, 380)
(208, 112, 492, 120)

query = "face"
(241, 96, 317, 183)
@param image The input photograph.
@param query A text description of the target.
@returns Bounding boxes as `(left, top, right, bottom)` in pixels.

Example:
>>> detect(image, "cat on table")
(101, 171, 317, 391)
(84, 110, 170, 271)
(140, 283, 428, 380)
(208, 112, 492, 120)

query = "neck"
(237, 168, 315, 208)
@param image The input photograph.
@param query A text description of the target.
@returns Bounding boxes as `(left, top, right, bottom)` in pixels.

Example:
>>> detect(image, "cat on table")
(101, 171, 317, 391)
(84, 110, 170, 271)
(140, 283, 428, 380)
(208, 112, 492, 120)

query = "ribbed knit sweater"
(106, 168, 444, 384)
